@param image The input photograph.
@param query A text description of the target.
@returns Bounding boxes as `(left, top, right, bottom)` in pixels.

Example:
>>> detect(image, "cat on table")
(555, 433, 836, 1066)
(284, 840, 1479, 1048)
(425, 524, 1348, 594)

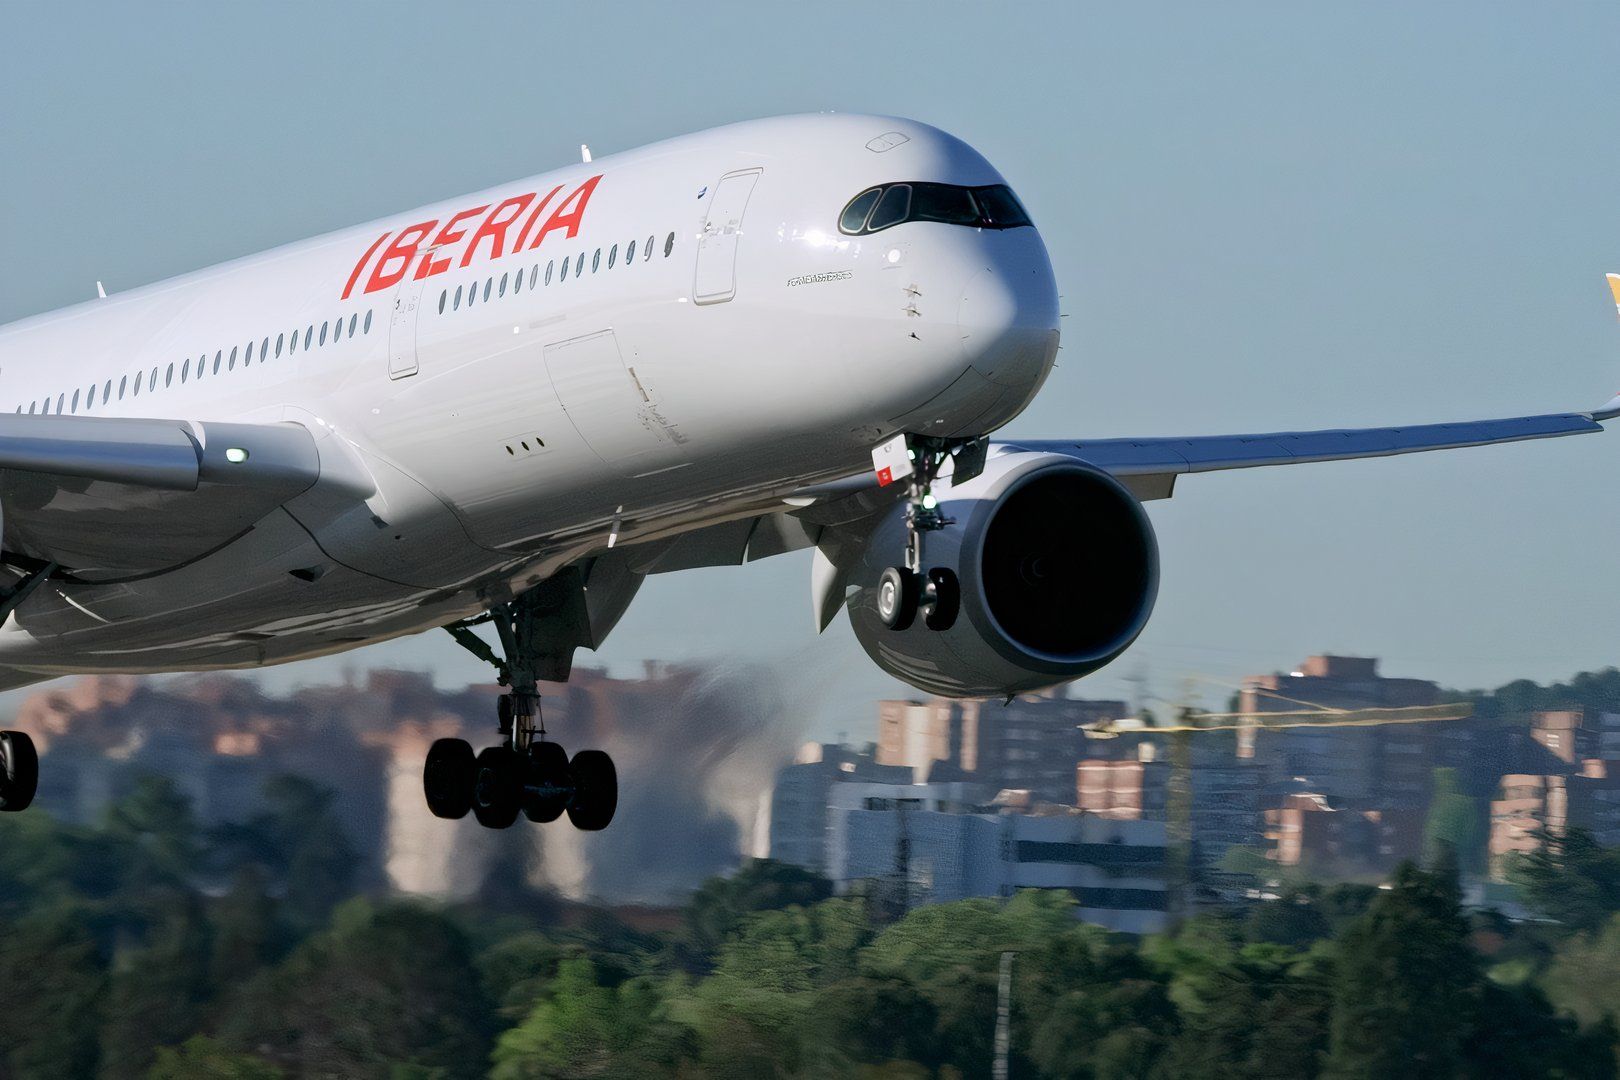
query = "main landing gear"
(874, 435, 985, 634)
(424, 578, 617, 831)
(0, 730, 38, 813)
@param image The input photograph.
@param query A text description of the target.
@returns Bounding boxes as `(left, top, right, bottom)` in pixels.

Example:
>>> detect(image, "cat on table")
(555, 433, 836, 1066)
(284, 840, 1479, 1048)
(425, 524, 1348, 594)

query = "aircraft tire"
(472, 747, 523, 829)
(522, 741, 571, 824)
(0, 730, 39, 813)
(423, 737, 475, 819)
(565, 750, 617, 831)
(877, 566, 919, 631)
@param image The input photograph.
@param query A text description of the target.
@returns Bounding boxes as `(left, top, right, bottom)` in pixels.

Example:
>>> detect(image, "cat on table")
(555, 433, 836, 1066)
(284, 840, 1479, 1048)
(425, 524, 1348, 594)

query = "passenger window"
(484, 278, 493, 302)
(131, 376, 139, 398)
(513, 270, 523, 295)
(71, 389, 80, 412)
(575, 253, 585, 276)
(87, 386, 96, 409)
(276, 333, 284, 357)
(645, 235, 654, 260)
(181, 359, 190, 383)
(149, 370, 157, 392)
(453, 285, 462, 310)
(500, 272, 508, 297)
(560, 258, 569, 282)
(165, 363, 174, 387)
(839, 188, 882, 233)
(118, 376, 126, 400)
(592, 248, 601, 273)
(320, 322, 329, 346)
(304, 326, 313, 350)
(627, 239, 637, 263)
(260, 337, 269, 362)
(364, 311, 373, 334)
(333, 318, 344, 342)
(529, 264, 538, 289)
(26, 402, 34, 414)
(545, 260, 554, 284)
(664, 232, 675, 257)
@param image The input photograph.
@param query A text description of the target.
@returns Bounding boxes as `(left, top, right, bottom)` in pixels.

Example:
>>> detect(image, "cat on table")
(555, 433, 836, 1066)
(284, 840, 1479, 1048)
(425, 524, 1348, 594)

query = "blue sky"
(4, 3, 1620, 731)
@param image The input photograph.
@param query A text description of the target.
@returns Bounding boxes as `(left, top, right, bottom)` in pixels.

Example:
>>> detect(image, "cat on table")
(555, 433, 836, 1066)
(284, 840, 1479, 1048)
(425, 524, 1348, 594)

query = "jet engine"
(839, 451, 1159, 698)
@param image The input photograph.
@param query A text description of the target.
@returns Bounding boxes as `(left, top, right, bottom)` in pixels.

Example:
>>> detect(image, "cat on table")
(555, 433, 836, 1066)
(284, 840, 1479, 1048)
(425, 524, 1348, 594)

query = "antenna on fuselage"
(95, 281, 106, 299)
(580, 144, 592, 163)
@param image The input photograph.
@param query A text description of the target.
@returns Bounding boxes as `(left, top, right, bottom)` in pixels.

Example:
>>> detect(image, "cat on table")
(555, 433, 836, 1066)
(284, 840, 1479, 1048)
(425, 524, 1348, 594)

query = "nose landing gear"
(425, 574, 619, 831)
(871, 435, 983, 634)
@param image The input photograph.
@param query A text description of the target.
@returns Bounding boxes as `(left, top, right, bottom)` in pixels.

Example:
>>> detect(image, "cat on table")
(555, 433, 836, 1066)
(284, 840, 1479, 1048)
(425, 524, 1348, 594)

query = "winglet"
(1594, 275, 1620, 421)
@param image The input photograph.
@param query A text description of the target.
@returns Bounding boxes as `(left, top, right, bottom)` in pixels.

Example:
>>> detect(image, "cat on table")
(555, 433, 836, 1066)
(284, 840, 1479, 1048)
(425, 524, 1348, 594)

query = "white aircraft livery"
(0, 113, 1613, 829)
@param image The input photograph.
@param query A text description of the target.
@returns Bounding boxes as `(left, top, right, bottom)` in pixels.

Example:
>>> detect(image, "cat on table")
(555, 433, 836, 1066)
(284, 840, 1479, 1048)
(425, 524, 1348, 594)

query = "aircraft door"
(387, 249, 433, 379)
(693, 169, 761, 305)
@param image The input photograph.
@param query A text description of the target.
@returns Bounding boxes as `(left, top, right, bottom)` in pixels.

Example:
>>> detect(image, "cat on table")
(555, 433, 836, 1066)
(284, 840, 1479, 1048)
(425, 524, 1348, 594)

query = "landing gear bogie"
(429, 585, 621, 832)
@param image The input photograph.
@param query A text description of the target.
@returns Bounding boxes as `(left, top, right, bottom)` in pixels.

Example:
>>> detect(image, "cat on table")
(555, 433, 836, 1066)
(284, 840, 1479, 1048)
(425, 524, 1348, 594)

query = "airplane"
(0, 113, 1613, 831)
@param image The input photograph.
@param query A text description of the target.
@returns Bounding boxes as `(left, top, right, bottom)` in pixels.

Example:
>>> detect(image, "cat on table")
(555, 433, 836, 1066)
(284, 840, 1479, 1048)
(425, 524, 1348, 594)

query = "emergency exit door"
(693, 169, 761, 305)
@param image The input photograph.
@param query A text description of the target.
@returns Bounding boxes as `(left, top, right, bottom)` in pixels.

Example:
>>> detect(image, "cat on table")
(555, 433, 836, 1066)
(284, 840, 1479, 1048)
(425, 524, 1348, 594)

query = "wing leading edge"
(1003, 406, 1616, 501)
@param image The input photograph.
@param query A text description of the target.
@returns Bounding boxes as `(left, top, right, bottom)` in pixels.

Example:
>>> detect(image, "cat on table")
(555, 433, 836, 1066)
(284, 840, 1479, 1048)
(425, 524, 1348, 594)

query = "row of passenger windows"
(436, 231, 677, 315)
(17, 309, 375, 416)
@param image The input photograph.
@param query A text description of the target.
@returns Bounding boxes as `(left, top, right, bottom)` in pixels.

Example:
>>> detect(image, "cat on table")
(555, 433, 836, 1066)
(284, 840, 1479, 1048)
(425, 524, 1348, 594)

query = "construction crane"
(1080, 678, 1475, 914)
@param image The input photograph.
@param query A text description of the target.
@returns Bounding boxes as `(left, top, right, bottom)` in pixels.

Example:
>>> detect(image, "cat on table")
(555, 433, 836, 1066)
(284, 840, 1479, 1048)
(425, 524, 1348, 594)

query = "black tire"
(876, 566, 919, 631)
(924, 567, 961, 632)
(473, 746, 523, 829)
(523, 741, 571, 824)
(566, 750, 617, 831)
(0, 730, 37, 813)
(423, 737, 475, 819)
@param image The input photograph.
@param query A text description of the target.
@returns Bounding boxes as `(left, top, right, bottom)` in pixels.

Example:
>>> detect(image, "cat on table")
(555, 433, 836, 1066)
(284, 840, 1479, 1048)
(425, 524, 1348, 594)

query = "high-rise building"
(876, 691, 1128, 804)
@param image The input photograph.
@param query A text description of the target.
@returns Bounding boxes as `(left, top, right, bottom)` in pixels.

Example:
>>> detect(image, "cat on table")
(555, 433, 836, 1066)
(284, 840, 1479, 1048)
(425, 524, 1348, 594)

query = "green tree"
(223, 900, 493, 1079)
(490, 955, 693, 1080)
(0, 907, 105, 1080)
(1422, 767, 1485, 874)
(99, 890, 216, 1079)
(104, 774, 201, 891)
(1323, 863, 1479, 1079)
(677, 859, 833, 965)
(1543, 913, 1620, 1028)
(1511, 826, 1620, 932)
(146, 1036, 283, 1080)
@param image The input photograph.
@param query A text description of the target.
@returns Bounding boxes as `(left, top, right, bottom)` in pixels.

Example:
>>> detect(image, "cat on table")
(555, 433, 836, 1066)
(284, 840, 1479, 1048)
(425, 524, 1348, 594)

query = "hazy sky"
(4, 3, 1620, 734)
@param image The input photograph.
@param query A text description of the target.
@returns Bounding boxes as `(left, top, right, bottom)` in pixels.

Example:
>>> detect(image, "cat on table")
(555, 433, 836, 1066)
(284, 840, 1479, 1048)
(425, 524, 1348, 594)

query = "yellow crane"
(1081, 679, 1475, 914)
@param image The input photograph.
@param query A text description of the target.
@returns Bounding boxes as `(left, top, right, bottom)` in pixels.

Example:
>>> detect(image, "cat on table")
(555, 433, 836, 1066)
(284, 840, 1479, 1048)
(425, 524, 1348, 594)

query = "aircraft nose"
(957, 236, 1061, 394)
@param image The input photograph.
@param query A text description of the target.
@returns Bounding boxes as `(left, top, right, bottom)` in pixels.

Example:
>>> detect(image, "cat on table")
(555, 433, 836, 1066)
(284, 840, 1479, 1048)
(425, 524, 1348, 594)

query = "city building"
(823, 779, 1170, 933)
(1076, 755, 1169, 820)
(1263, 791, 1423, 872)
(1487, 710, 1620, 876)
(876, 690, 1128, 804)
(1240, 655, 1446, 810)
(768, 742, 912, 876)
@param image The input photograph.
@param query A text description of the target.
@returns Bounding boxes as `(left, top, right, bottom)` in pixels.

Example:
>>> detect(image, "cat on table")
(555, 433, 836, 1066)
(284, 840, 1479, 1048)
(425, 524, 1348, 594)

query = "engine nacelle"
(844, 452, 1159, 698)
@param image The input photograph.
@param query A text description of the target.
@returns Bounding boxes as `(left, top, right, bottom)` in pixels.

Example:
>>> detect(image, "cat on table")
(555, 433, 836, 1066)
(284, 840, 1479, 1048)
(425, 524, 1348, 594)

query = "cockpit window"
(839, 187, 882, 232)
(838, 182, 1032, 235)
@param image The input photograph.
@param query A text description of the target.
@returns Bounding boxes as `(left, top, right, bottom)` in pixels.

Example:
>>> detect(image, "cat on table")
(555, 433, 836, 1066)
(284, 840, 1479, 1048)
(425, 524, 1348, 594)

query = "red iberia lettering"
(364, 220, 438, 294)
(527, 175, 602, 250)
(342, 232, 390, 300)
(416, 206, 489, 279)
(460, 193, 537, 267)
(512, 185, 565, 252)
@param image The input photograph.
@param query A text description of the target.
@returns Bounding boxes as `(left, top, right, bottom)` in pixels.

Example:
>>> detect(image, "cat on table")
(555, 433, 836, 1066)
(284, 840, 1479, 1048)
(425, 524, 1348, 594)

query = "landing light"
(225, 448, 249, 464)
(922, 494, 938, 510)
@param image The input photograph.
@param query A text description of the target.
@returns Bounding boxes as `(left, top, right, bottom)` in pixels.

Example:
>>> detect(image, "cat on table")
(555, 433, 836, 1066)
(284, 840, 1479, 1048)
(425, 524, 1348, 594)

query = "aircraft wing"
(1004, 401, 1620, 501)
(0, 415, 323, 579)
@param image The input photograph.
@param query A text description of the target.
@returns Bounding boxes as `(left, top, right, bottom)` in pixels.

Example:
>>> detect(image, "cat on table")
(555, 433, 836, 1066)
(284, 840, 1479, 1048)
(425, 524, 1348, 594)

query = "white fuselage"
(0, 114, 1059, 684)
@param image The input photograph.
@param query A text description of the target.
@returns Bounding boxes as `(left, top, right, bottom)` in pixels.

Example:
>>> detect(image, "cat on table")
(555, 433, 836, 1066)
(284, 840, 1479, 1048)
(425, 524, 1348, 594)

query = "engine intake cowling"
(843, 452, 1158, 698)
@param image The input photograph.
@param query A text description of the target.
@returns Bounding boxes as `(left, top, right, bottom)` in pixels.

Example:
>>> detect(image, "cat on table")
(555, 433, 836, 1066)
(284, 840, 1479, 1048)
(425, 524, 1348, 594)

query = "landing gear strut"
(875, 435, 982, 633)
(425, 574, 618, 831)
